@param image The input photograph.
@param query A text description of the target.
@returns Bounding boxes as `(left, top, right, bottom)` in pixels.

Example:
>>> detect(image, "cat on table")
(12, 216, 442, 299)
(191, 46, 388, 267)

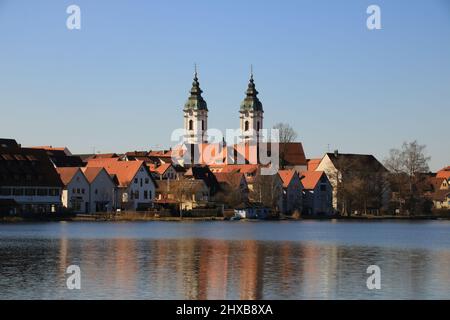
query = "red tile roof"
(81, 167, 104, 184)
(213, 172, 245, 189)
(307, 158, 322, 171)
(299, 171, 325, 190)
(56, 167, 81, 185)
(278, 170, 297, 188)
(86, 160, 145, 187)
(155, 163, 172, 175)
(436, 166, 450, 180)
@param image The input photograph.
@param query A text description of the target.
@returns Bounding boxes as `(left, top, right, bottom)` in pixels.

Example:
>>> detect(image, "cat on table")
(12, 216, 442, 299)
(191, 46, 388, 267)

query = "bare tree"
(384, 141, 431, 215)
(273, 123, 298, 169)
(251, 174, 282, 212)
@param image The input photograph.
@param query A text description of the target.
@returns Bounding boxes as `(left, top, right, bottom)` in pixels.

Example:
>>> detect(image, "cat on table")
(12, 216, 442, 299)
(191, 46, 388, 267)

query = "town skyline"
(1, 0, 449, 170)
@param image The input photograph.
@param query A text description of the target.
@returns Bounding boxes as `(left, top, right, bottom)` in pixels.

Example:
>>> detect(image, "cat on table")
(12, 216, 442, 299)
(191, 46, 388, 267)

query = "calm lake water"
(0, 220, 450, 300)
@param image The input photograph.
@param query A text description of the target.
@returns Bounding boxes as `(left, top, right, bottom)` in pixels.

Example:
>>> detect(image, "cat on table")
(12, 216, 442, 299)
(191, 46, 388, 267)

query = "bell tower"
(240, 67, 263, 142)
(183, 66, 208, 144)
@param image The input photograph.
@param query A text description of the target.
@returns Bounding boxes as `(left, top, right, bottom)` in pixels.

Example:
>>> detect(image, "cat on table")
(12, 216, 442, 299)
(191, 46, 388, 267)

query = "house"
(213, 172, 249, 206)
(300, 171, 333, 215)
(315, 151, 389, 213)
(81, 167, 117, 213)
(0, 140, 63, 214)
(426, 176, 450, 210)
(155, 179, 210, 210)
(184, 165, 221, 196)
(151, 163, 180, 180)
(57, 167, 90, 213)
(278, 170, 303, 214)
(86, 159, 156, 210)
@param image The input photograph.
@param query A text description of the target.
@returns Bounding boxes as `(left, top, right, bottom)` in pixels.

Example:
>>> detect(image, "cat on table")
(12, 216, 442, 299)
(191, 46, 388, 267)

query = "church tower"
(183, 67, 208, 144)
(239, 69, 263, 142)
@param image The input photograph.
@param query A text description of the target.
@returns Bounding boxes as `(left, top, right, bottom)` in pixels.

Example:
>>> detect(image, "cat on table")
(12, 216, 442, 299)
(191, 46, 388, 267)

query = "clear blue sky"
(0, 0, 449, 170)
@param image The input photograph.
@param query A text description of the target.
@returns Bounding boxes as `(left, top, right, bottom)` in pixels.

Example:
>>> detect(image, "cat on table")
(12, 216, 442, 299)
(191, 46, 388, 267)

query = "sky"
(0, 0, 449, 171)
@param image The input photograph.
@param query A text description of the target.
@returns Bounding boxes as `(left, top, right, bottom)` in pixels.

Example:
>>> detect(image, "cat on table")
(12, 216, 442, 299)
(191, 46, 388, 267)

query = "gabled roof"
(307, 158, 321, 171)
(213, 172, 246, 189)
(278, 170, 298, 188)
(300, 171, 326, 190)
(325, 152, 387, 173)
(86, 159, 148, 187)
(155, 163, 173, 175)
(436, 166, 450, 180)
(56, 167, 82, 186)
(81, 167, 106, 184)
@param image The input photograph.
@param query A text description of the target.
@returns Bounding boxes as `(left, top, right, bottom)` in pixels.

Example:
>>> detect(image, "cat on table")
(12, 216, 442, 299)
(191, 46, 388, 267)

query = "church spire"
(240, 67, 263, 112)
(184, 64, 208, 111)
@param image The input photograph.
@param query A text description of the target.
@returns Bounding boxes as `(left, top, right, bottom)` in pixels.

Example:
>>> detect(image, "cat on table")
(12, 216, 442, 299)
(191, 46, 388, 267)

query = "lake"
(0, 220, 449, 299)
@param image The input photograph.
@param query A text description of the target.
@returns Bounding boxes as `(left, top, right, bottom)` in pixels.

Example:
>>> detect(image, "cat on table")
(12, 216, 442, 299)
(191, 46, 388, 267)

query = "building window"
(140, 178, 143, 187)
(13, 188, 24, 196)
(135, 191, 139, 199)
(49, 189, 59, 196)
(38, 189, 49, 196)
(145, 178, 149, 184)
(134, 178, 138, 184)
(25, 188, 36, 196)
(245, 121, 249, 131)
(202, 120, 205, 131)
(95, 189, 98, 195)
(320, 185, 327, 192)
(144, 190, 148, 199)
(189, 120, 193, 131)
(0, 188, 12, 196)
(257, 121, 260, 131)
(72, 188, 76, 193)
(77, 188, 81, 194)
(82, 189, 85, 194)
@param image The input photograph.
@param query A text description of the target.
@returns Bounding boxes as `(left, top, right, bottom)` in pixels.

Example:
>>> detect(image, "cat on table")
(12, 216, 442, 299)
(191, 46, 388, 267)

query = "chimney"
(334, 150, 339, 157)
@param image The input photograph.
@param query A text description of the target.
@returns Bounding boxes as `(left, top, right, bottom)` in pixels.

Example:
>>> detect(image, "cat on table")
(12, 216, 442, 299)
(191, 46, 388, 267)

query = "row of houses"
(1, 138, 448, 216)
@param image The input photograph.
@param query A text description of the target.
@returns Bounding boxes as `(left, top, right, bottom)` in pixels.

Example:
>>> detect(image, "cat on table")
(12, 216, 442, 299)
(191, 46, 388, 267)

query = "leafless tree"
(251, 174, 282, 212)
(273, 123, 298, 169)
(384, 141, 432, 215)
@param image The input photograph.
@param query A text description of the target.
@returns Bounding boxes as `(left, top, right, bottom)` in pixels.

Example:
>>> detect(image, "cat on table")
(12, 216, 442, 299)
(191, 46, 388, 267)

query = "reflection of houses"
(156, 179, 210, 210)
(278, 170, 303, 214)
(86, 159, 156, 210)
(300, 171, 333, 215)
(81, 167, 117, 213)
(57, 167, 90, 213)
(0, 139, 63, 214)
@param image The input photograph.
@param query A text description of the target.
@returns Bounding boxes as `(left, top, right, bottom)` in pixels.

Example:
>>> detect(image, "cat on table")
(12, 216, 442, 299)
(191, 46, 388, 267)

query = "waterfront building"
(57, 167, 90, 213)
(81, 167, 117, 213)
(0, 139, 63, 214)
(300, 171, 333, 216)
(278, 169, 303, 214)
(315, 151, 389, 212)
(155, 179, 210, 210)
(86, 158, 156, 211)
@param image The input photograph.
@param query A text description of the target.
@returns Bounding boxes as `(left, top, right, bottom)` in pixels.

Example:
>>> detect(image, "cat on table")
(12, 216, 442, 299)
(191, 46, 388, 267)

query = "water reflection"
(1, 234, 450, 299)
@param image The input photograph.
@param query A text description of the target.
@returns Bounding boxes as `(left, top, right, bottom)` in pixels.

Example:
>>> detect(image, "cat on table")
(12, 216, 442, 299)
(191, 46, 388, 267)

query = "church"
(178, 68, 307, 172)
